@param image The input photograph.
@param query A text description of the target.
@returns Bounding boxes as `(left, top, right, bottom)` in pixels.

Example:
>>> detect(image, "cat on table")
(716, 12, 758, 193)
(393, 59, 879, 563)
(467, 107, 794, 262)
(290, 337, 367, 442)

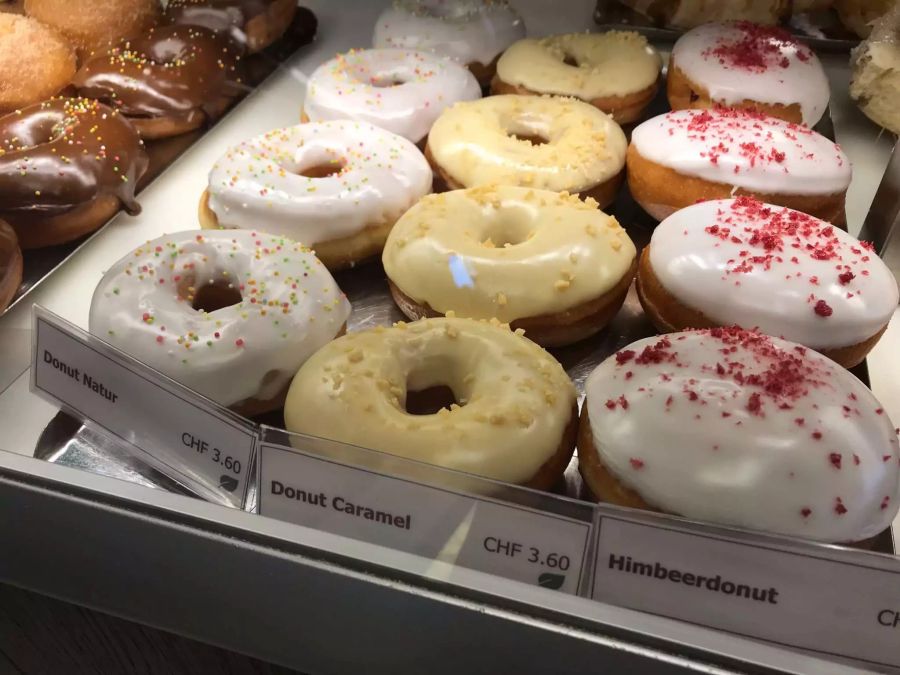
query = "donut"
(626, 108, 851, 224)
(667, 22, 830, 127)
(89, 230, 350, 417)
(850, 3, 900, 135)
(0, 14, 75, 113)
(618, 0, 788, 28)
(637, 197, 898, 368)
(0, 219, 22, 312)
(491, 32, 663, 125)
(426, 95, 628, 208)
(382, 186, 637, 347)
(579, 327, 900, 543)
(200, 120, 432, 270)
(302, 48, 481, 146)
(284, 317, 577, 488)
(835, 0, 893, 37)
(0, 98, 148, 249)
(165, 0, 297, 54)
(24, 0, 160, 58)
(373, 0, 526, 88)
(72, 25, 242, 140)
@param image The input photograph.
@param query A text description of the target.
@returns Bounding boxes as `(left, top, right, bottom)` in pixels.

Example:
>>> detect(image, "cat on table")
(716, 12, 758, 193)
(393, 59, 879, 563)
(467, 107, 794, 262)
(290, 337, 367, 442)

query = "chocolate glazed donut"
(72, 25, 244, 140)
(164, 0, 297, 53)
(0, 98, 148, 249)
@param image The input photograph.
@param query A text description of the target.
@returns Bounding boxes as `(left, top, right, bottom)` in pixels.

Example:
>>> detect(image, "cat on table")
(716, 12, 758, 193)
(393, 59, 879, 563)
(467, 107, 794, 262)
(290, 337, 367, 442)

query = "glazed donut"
(90, 230, 350, 416)
(626, 108, 851, 224)
(165, 0, 297, 54)
(619, 0, 788, 28)
(24, 0, 159, 58)
(637, 197, 898, 368)
(835, 0, 893, 37)
(668, 22, 830, 127)
(0, 98, 148, 249)
(302, 48, 481, 146)
(383, 186, 637, 347)
(72, 25, 242, 140)
(579, 327, 900, 543)
(0, 219, 22, 312)
(0, 14, 75, 113)
(285, 317, 577, 488)
(201, 120, 432, 270)
(373, 0, 525, 88)
(850, 3, 900, 135)
(426, 95, 627, 208)
(491, 32, 663, 125)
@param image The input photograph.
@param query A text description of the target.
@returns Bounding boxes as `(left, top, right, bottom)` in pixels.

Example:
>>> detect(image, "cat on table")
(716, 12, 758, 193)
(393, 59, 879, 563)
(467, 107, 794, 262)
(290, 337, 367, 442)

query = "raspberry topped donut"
(493, 32, 663, 124)
(668, 22, 830, 127)
(579, 327, 900, 543)
(90, 230, 350, 416)
(373, 0, 525, 87)
(73, 25, 243, 139)
(427, 95, 628, 208)
(627, 108, 851, 224)
(637, 197, 898, 368)
(303, 49, 480, 146)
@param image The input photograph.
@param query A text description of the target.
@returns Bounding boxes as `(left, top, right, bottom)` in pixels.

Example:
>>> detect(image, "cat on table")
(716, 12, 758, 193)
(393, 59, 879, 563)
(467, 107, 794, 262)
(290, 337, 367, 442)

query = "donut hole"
(296, 159, 347, 178)
(370, 74, 408, 88)
(187, 281, 242, 313)
(562, 53, 579, 67)
(404, 385, 460, 415)
(509, 131, 549, 146)
(480, 215, 533, 248)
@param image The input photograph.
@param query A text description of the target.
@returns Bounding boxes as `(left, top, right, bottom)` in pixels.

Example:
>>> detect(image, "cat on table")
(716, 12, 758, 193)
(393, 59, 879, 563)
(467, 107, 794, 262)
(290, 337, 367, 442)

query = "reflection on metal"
(859, 140, 900, 277)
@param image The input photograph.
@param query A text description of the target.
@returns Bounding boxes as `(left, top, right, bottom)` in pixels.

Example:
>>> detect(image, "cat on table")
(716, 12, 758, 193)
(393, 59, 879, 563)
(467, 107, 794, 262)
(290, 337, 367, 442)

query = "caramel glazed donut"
(492, 32, 663, 124)
(285, 317, 578, 490)
(90, 230, 350, 417)
(579, 327, 900, 544)
(165, 0, 297, 54)
(637, 197, 898, 368)
(426, 95, 627, 209)
(201, 120, 432, 270)
(383, 186, 637, 348)
(0, 98, 148, 249)
(627, 107, 851, 224)
(72, 24, 243, 140)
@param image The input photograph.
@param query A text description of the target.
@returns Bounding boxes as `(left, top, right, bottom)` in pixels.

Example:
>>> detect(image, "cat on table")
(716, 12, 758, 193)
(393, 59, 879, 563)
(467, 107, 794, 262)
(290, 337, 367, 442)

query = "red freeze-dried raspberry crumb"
(800, 507, 812, 518)
(814, 300, 833, 317)
(829, 452, 842, 469)
(834, 498, 847, 515)
(747, 392, 762, 415)
(704, 21, 806, 72)
(882, 496, 891, 510)
(853, 454, 860, 465)
(629, 458, 645, 470)
(838, 271, 855, 285)
(634, 337, 675, 365)
(615, 349, 636, 365)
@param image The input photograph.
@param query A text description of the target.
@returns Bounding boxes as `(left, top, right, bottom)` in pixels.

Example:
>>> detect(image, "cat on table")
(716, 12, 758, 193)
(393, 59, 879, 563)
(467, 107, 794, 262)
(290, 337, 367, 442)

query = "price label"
(31, 307, 256, 507)
(591, 515, 900, 669)
(258, 440, 591, 594)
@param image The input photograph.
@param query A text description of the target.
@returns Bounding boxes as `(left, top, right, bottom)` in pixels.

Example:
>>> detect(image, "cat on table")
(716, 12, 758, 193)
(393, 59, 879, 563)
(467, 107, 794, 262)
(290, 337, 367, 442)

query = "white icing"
(89, 230, 351, 407)
(207, 121, 432, 246)
(672, 22, 830, 126)
(303, 49, 481, 144)
(373, 0, 526, 68)
(583, 329, 900, 543)
(648, 199, 899, 349)
(630, 108, 852, 196)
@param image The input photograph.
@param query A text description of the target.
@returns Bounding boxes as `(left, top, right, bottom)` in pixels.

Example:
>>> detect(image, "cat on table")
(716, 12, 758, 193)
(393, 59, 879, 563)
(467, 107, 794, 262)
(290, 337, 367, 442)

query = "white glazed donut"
(201, 120, 432, 270)
(373, 0, 525, 83)
(89, 230, 351, 414)
(637, 197, 898, 367)
(579, 327, 900, 543)
(303, 49, 481, 145)
(668, 21, 830, 127)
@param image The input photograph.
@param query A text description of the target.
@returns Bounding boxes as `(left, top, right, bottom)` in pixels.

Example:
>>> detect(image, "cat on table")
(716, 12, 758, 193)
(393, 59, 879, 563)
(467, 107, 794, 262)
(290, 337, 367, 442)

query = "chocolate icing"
(164, 0, 273, 34)
(0, 98, 148, 216)
(72, 25, 242, 122)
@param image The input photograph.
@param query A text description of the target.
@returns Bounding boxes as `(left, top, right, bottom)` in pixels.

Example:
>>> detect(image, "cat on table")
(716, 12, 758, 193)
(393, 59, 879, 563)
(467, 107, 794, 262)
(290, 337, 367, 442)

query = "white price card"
(591, 514, 900, 669)
(31, 306, 256, 508)
(258, 438, 592, 594)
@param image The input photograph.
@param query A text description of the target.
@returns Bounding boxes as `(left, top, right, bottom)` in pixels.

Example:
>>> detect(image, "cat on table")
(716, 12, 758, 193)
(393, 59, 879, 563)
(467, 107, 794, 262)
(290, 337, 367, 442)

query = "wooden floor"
(0, 584, 300, 675)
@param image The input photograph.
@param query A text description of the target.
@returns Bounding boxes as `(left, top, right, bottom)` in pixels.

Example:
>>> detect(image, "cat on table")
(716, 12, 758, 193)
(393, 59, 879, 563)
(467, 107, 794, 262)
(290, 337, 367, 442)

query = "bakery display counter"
(1, 1, 900, 673)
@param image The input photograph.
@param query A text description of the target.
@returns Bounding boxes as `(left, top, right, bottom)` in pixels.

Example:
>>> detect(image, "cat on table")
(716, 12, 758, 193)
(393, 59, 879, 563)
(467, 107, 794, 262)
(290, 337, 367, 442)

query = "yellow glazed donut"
(492, 32, 663, 124)
(382, 185, 637, 347)
(284, 317, 578, 489)
(425, 95, 627, 208)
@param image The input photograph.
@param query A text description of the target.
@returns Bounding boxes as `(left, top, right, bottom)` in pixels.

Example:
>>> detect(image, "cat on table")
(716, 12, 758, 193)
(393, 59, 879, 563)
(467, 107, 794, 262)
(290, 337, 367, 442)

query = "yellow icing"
(427, 94, 627, 193)
(284, 317, 576, 484)
(496, 32, 662, 100)
(382, 185, 636, 322)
